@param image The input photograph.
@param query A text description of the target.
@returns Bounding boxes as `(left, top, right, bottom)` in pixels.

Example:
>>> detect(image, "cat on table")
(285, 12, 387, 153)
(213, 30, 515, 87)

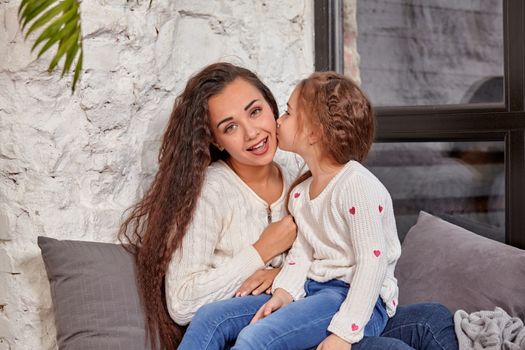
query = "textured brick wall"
(0, 1, 321, 348)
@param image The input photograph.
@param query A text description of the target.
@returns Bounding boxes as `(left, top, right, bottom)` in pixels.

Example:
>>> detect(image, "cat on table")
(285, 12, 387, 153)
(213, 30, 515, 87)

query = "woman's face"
(208, 78, 277, 168)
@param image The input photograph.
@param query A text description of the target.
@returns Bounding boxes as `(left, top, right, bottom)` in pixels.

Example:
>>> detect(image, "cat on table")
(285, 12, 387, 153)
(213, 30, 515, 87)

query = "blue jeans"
(179, 301, 458, 350)
(179, 279, 388, 350)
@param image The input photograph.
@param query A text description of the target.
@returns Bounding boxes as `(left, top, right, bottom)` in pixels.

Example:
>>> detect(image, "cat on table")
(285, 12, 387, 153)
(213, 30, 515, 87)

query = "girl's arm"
(250, 231, 314, 324)
(272, 227, 314, 300)
(327, 174, 389, 344)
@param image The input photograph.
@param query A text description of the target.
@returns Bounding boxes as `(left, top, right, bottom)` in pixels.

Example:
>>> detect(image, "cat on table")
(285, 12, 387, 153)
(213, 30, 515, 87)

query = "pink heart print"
(288, 261, 296, 265)
(351, 323, 359, 331)
(349, 207, 356, 215)
(373, 250, 381, 257)
(379, 205, 383, 213)
(294, 192, 300, 198)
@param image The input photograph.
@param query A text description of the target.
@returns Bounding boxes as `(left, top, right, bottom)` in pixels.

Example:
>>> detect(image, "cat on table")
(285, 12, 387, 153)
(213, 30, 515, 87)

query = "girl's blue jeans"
(178, 279, 458, 349)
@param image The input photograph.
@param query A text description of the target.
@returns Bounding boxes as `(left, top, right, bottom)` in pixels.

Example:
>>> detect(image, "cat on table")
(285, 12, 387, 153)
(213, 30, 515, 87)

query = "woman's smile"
(247, 136, 269, 155)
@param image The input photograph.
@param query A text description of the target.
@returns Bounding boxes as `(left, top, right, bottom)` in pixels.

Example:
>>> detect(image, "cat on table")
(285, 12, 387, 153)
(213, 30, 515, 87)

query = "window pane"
(364, 141, 505, 242)
(345, 1, 504, 106)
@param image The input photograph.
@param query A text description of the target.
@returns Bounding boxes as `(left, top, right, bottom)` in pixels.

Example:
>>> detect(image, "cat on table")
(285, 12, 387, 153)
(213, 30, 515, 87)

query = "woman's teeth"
(249, 138, 266, 150)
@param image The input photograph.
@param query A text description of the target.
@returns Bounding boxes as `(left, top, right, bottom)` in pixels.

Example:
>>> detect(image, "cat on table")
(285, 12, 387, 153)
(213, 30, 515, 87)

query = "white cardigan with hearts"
(272, 160, 402, 344)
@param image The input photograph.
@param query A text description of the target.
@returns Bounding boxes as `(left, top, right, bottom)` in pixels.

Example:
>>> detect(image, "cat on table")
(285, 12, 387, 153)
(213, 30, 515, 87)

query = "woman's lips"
(247, 137, 269, 155)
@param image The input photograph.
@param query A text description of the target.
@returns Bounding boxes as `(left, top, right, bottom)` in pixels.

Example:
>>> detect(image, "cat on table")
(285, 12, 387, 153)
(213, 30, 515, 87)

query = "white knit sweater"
(272, 160, 402, 344)
(165, 150, 304, 325)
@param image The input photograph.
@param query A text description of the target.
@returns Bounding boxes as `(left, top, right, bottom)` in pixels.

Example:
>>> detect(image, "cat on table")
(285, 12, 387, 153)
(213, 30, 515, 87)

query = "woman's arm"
(165, 184, 297, 325)
(165, 183, 263, 325)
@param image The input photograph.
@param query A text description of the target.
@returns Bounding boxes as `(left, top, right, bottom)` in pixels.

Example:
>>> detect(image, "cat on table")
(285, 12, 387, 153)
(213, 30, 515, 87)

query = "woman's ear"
(213, 142, 224, 151)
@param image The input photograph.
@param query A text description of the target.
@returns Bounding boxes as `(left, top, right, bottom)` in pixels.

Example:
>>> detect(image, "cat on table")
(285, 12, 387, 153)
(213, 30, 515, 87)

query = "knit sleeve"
(271, 230, 313, 300)
(165, 181, 265, 326)
(327, 174, 388, 344)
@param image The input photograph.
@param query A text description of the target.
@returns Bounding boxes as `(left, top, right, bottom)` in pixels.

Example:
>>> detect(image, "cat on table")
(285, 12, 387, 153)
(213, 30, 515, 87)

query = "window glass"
(365, 141, 505, 241)
(345, 1, 504, 106)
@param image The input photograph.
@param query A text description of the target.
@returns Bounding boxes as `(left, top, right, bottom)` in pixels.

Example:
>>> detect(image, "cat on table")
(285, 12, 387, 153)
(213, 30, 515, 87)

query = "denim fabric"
(179, 294, 458, 350)
(177, 293, 271, 350)
(377, 303, 459, 350)
(231, 279, 388, 349)
(179, 279, 388, 350)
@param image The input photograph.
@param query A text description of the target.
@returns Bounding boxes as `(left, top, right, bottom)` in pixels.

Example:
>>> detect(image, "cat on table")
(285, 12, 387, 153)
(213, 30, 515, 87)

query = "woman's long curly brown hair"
(118, 62, 279, 350)
(287, 71, 375, 207)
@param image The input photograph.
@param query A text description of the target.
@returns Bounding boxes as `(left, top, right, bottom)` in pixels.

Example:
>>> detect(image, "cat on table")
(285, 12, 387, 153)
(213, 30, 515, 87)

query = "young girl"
(235, 71, 402, 349)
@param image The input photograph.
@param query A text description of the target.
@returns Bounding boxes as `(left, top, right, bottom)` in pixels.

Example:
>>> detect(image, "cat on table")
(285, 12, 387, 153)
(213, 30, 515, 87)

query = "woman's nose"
(245, 125, 260, 140)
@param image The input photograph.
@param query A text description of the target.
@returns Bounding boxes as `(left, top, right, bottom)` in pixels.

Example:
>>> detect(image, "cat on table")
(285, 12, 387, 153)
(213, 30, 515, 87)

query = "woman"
(119, 62, 458, 350)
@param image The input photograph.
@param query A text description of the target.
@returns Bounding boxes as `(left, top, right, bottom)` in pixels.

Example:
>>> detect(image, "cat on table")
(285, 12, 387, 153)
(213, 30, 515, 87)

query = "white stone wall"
(0, 1, 325, 348)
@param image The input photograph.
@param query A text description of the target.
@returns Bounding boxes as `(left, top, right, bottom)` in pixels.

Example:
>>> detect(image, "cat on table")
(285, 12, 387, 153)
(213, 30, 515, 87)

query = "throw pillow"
(38, 236, 153, 350)
(395, 211, 525, 319)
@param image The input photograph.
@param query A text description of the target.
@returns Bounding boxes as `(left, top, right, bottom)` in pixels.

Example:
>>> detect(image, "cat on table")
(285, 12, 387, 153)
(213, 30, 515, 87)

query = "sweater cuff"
(272, 265, 307, 300)
(327, 314, 365, 344)
(240, 245, 266, 272)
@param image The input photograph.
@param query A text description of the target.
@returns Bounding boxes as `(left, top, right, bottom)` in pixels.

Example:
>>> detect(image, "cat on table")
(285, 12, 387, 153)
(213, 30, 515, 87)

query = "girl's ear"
(307, 127, 322, 146)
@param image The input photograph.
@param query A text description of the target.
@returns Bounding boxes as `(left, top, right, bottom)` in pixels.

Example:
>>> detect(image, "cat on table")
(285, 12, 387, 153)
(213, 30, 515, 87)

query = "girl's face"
(208, 78, 277, 167)
(276, 86, 309, 154)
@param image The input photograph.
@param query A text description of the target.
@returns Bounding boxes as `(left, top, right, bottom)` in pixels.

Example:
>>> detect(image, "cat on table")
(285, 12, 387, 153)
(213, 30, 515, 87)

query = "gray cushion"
(38, 236, 152, 350)
(395, 211, 525, 319)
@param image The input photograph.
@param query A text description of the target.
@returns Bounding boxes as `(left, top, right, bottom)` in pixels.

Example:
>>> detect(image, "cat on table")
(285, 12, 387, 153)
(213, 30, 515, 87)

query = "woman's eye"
(250, 107, 262, 117)
(224, 124, 237, 134)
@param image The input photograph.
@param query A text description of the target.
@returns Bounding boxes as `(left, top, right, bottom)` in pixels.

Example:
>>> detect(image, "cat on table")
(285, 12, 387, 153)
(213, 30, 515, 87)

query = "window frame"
(314, 0, 525, 249)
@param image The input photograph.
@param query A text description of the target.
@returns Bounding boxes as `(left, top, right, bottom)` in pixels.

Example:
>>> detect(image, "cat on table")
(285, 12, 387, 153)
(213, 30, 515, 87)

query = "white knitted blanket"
(454, 307, 525, 350)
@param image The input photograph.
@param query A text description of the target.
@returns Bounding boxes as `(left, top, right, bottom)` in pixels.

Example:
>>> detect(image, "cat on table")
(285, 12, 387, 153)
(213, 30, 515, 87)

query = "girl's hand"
(235, 267, 281, 297)
(250, 288, 293, 324)
(316, 334, 352, 350)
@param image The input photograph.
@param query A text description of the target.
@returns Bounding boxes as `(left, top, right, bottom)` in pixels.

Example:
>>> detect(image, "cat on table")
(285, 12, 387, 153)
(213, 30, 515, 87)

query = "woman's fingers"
(251, 279, 271, 296)
(236, 268, 279, 297)
(236, 273, 264, 297)
(236, 279, 263, 297)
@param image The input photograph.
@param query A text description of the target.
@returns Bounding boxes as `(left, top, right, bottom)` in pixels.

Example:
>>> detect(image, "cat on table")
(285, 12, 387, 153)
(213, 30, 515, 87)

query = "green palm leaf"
(18, 0, 83, 92)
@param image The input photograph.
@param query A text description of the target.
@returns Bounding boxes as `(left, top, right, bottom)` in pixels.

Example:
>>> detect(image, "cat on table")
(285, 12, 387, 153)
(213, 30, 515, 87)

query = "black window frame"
(315, 0, 525, 249)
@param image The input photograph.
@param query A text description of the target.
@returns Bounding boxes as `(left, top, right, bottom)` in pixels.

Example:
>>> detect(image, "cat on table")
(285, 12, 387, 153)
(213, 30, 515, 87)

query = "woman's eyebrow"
(216, 116, 233, 128)
(244, 99, 259, 111)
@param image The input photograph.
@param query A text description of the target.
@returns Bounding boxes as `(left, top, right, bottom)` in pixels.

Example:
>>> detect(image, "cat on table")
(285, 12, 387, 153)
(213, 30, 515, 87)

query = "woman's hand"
(253, 215, 297, 263)
(235, 267, 281, 297)
(250, 288, 293, 324)
(316, 334, 352, 350)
